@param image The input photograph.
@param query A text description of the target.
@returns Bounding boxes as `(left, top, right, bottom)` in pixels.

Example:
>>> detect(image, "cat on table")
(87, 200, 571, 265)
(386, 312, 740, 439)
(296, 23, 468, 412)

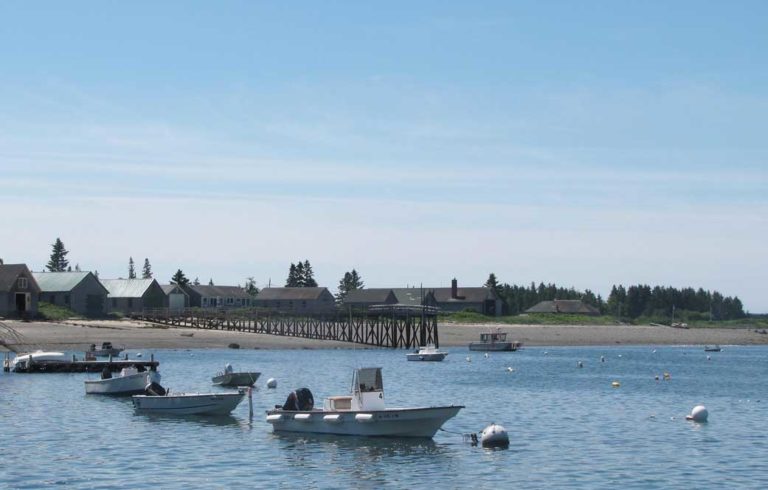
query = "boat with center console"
(265, 367, 463, 438)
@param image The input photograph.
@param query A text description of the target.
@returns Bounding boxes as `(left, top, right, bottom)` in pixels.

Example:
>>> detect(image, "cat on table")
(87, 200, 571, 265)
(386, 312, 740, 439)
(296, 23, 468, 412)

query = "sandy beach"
(2, 318, 767, 352)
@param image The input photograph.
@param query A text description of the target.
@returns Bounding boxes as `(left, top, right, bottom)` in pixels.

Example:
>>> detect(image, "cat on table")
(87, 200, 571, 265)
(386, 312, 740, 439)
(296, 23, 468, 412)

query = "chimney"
(451, 278, 458, 299)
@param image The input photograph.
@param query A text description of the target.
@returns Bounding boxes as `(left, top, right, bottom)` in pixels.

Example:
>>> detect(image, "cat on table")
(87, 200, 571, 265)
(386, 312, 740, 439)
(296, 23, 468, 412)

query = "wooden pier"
(132, 306, 439, 349)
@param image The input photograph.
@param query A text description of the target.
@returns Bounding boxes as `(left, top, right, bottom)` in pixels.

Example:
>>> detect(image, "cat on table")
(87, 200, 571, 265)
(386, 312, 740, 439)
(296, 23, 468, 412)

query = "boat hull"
(468, 342, 517, 351)
(266, 406, 463, 438)
(212, 372, 261, 387)
(406, 353, 447, 361)
(85, 370, 160, 396)
(132, 392, 245, 415)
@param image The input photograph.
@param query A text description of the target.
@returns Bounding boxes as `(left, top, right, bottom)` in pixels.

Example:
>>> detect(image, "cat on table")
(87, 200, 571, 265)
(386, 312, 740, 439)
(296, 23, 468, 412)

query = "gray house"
(161, 284, 189, 310)
(101, 278, 166, 315)
(526, 299, 600, 316)
(32, 271, 108, 317)
(254, 287, 336, 315)
(430, 279, 501, 316)
(0, 264, 40, 317)
(342, 289, 398, 310)
(183, 285, 254, 309)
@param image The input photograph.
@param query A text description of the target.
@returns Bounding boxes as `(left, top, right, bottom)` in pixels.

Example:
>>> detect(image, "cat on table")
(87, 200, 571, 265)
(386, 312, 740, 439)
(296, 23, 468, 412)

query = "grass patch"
(37, 302, 77, 321)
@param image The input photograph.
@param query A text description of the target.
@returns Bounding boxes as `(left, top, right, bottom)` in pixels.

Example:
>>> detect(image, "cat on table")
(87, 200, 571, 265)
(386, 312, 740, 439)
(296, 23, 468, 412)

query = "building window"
(203, 298, 208, 307)
(18, 277, 28, 289)
(227, 297, 234, 305)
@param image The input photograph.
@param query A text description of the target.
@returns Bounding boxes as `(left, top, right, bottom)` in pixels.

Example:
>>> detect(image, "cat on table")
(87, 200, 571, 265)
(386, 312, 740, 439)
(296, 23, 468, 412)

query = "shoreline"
(3, 319, 768, 352)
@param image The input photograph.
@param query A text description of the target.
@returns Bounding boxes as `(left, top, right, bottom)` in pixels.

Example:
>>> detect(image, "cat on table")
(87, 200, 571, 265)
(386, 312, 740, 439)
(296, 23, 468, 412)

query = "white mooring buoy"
(480, 423, 509, 449)
(686, 405, 708, 423)
(266, 378, 277, 389)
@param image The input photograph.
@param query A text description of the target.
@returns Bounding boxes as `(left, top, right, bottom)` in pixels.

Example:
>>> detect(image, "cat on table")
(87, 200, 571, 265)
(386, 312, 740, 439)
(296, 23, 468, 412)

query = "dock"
(4, 353, 159, 373)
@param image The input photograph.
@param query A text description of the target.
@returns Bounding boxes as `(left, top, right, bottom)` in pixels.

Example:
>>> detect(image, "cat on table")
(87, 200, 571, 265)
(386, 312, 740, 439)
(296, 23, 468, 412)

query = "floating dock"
(4, 353, 159, 373)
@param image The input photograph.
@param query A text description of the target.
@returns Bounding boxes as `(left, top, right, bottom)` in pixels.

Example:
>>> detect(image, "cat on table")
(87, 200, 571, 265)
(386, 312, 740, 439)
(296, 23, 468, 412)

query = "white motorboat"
(10, 351, 67, 372)
(212, 364, 261, 387)
(88, 342, 124, 358)
(132, 385, 246, 415)
(266, 367, 463, 438)
(406, 344, 448, 361)
(85, 366, 160, 396)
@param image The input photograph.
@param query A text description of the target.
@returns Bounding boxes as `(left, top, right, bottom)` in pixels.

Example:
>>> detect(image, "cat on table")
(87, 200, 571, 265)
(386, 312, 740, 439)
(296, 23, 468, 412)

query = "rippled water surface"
(2, 345, 768, 488)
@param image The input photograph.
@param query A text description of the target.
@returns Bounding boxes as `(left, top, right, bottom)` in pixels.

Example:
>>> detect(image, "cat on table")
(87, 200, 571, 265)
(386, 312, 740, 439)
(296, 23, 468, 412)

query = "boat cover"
(282, 388, 314, 411)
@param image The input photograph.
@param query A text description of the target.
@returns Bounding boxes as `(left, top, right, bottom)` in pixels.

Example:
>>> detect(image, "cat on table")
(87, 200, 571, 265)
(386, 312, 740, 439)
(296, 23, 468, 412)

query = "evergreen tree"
(171, 269, 190, 286)
(74, 264, 81, 272)
(208, 278, 214, 286)
(193, 277, 200, 286)
(245, 277, 258, 296)
(285, 263, 299, 287)
(128, 257, 136, 279)
(302, 260, 318, 287)
(46, 238, 69, 272)
(141, 258, 153, 279)
(336, 269, 364, 303)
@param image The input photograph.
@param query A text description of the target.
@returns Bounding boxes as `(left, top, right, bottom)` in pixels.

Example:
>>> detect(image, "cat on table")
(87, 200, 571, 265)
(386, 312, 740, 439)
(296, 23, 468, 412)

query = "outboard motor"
(281, 388, 314, 411)
(144, 382, 167, 396)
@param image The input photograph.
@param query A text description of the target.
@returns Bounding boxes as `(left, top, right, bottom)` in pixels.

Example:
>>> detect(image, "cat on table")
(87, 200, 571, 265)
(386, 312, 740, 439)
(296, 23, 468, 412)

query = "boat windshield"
(480, 332, 507, 342)
(354, 368, 383, 392)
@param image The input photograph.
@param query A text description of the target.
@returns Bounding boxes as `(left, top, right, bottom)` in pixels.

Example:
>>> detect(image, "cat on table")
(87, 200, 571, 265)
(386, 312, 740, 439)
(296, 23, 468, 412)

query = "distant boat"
(85, 366, 160, 396)
(88, 342, 124, 357)
(266, 367, 462, 438)
(212, 364, 261, 387)
(704, 345, 721, 352)
(469, 330, 521, 352)
(406, 344, 448, 362)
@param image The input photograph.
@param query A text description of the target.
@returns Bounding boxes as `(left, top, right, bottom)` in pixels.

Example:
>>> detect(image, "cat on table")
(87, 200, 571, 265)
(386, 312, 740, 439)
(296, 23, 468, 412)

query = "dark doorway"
(86, 295, 104, 316)
(15, 293, 27, 313)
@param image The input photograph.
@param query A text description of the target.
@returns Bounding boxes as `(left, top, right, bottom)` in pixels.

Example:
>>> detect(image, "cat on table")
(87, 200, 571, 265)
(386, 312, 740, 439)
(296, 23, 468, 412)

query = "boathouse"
(183, 285, 254, 309)
(525, 299, 600, 315)
(101, 278, 166, 315)
(254, 287, 336, 314)
(0, 263, 40, 318)
(32, 271, 108, 316)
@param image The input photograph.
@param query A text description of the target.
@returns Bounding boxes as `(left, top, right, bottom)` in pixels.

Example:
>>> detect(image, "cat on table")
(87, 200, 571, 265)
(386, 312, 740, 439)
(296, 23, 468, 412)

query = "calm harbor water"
(2, 345, 767, 489)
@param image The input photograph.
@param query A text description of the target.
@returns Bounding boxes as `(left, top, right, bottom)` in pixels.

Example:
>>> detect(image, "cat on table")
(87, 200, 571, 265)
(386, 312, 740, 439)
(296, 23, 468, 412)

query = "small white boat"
(88, 342, 124, 357)
(132, 389, 246, 416)
(406, 344, 448, 361)
(85, 366, 160, 396)
(212, 364, 261, 387)
(266, 367, 463, 438)
(11, 351, 66, 372)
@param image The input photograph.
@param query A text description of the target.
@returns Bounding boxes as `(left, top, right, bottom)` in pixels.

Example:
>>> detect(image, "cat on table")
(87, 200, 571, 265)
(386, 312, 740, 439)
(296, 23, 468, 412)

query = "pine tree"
(128, 257, 136, 279)
(208, 278, 214, 286)
(142, 258, 152, 279)
(193, 277, 200, 286)
(171, 269, 190, 286)
(336, 269, 364, 303)
(245, 277, 258, 296)
(285, 263, 298, 287)
(46, 238, 70, 272)
(302, 260, 318, 287)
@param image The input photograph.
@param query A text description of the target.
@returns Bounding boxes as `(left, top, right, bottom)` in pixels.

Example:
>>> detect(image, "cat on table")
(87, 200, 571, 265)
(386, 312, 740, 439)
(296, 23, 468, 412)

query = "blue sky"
(1, 1, 766, 311)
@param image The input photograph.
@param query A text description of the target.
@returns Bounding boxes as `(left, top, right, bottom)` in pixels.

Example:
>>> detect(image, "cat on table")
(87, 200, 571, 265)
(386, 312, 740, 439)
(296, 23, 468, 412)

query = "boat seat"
(325, 396, 352, 411)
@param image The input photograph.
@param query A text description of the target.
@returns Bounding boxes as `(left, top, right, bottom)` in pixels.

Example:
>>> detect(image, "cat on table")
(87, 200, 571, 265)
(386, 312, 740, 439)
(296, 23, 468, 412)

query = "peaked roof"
(32, 271, 106, 293)
(525, 299, 600, 315)
(256, 287, 331, 301)
(391, 288, 434, 307)
(0, 264, 40, 293)
(344, 288, 396, 304)
(431, 287, 495, 303)
(186, 284, 251, 298)
(101, 279, 158, 298)
(161, 284, 189, 296)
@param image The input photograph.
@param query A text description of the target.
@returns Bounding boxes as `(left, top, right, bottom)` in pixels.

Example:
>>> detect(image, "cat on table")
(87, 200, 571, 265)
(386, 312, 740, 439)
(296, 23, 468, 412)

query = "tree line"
(485, 273, 746, 320)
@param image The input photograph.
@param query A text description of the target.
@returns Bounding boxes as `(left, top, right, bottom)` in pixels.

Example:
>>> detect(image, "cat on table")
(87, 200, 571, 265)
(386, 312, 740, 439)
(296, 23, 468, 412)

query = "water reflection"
(134, 413, 248, 428)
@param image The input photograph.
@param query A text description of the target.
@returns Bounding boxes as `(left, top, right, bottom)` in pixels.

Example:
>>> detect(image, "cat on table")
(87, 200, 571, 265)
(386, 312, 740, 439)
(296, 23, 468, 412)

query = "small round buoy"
(612, 381, 621, 388)
(654, 375, 660, 381)
(136, 353, 143, 358)
(600, 356, 605, 363)
(480, 423, 509, 449)
(577, 361, 583, 368)
(466, 356, 471, 363)
(266, 378, 277, 389)
(618, 354, 622, 358)
(652, 349, 657, 353)
(686, 405, 708, 423)
(707, 355, 711, 361)
(544, 351, 549, 355)
(663, 372, 671, 380)
(484, 353, 489, 359)
(506, 366, 514, 372)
